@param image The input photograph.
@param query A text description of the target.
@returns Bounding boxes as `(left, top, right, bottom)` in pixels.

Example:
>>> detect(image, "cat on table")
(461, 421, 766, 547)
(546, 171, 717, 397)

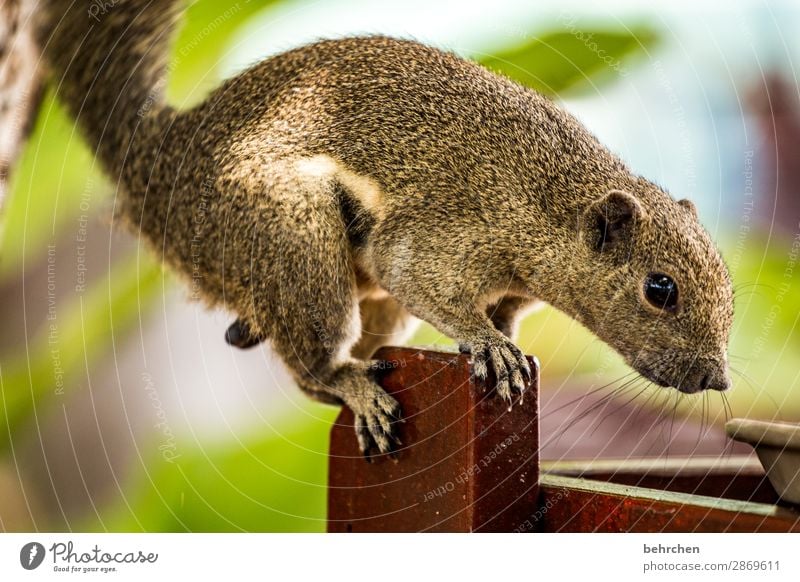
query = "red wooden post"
(327, 346, 539, 532)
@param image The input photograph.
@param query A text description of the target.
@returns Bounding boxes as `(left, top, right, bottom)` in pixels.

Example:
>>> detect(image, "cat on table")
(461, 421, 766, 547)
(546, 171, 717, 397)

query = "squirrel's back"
(38, 1, 626, 214)
(205, 36, 625, 192)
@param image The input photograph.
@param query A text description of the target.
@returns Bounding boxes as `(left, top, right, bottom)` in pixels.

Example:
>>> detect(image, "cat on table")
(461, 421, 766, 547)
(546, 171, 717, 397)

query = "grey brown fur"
(38, 1, 733, 457)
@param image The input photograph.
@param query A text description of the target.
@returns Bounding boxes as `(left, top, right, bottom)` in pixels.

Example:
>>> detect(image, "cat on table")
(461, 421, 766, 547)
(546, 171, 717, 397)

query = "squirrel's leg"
(278, 337, 403, 456)
(384, 290, 532, 407)
(485, 295, 540, 339)
(371, 240, 531, 406)
(258, 260, 402, 458)
(350, 296, 418, 359)
(242, 165, 401, 457)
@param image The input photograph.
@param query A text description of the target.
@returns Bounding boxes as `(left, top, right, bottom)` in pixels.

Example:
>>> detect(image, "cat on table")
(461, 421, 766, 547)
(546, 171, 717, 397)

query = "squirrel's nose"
(700, 369, 731, 392)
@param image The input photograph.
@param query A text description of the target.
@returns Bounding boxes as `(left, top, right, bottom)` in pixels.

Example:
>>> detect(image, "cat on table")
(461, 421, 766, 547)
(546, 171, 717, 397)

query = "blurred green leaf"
(168, 0, 284, 105)
(479, 27, 658, 95)
(96, 407, 336, 532)
(0, 92, 106, 280)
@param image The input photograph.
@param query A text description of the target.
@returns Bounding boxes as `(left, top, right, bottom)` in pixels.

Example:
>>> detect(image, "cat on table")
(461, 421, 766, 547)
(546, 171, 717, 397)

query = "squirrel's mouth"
(636, 363, 730, 395)
(626, 344, 732, 394)
(636, 366, 674, 390)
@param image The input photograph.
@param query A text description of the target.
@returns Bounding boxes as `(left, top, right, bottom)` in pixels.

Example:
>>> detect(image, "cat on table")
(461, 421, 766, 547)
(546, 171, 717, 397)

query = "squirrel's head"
(571, 183, 733, 394)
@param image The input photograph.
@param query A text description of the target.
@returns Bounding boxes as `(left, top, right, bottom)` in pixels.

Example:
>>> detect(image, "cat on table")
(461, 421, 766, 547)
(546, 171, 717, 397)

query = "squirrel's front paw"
(460, 335, 532, 407)
(343, 383, 402, 460)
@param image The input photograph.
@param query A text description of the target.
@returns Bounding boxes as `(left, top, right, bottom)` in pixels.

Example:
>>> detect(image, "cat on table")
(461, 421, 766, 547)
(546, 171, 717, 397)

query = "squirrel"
(37, 0, 733, 458)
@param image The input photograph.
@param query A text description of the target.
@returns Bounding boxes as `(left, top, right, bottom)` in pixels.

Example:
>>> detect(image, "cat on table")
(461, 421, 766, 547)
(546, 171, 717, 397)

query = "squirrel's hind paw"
(346, 385, 403, 460)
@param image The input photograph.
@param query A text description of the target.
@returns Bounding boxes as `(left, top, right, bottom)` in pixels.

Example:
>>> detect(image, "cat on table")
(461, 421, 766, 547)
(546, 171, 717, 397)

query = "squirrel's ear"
(581, 189, 646, 252)
(678, 198, 698, 219)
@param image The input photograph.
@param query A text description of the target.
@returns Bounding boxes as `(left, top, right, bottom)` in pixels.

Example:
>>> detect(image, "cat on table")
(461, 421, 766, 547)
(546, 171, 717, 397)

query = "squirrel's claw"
(347, 387, 402, 461)
(354, 416, 374, 462)
(224, 319, 263, 349)
(466, 335, 530, 407)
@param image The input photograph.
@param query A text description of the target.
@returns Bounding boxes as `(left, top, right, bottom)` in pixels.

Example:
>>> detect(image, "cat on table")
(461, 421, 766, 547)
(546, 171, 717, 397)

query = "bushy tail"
(37, 0, 183, 177)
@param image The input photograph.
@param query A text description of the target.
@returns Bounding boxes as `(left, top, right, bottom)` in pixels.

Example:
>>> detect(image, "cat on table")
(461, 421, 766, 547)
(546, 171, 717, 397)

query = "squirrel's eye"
(644, 273, 679, 311)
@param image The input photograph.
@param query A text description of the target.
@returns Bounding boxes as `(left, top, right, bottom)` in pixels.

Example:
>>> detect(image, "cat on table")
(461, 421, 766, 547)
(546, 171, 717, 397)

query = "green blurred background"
(1, 0, 798, 532)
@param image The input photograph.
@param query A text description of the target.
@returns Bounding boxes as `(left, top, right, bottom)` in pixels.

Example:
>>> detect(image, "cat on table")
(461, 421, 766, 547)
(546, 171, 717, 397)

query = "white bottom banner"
(1, 533, 797, 580)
